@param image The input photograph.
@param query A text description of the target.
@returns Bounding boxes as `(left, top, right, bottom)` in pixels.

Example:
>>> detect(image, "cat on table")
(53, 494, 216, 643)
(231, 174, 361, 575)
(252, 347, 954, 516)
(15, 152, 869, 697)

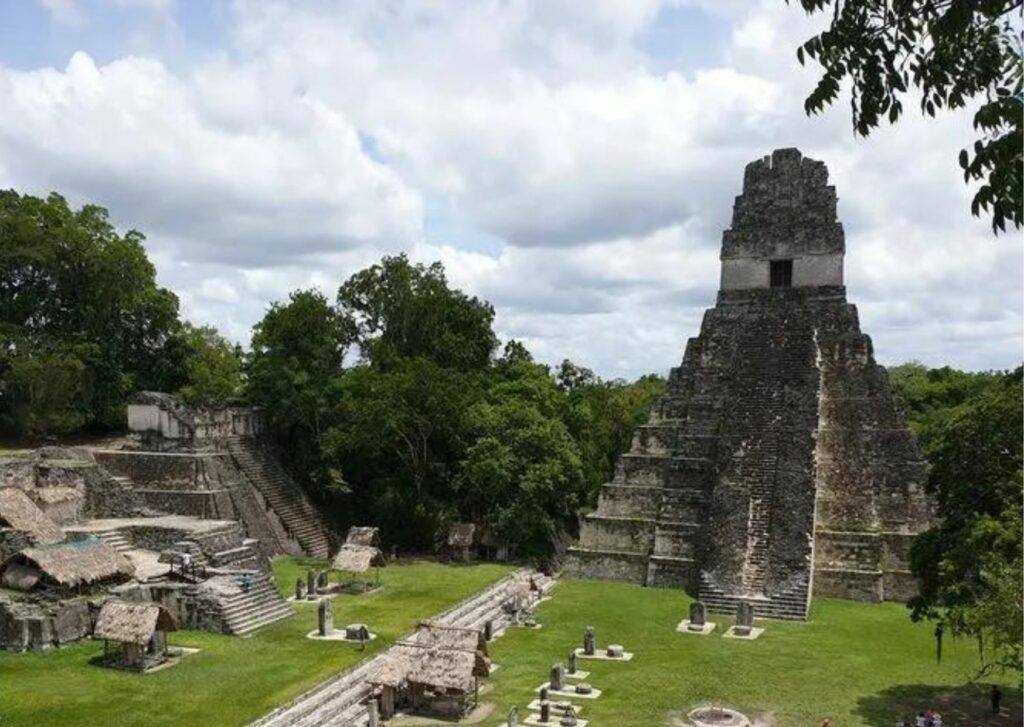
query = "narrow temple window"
(770, 259, 793, 288)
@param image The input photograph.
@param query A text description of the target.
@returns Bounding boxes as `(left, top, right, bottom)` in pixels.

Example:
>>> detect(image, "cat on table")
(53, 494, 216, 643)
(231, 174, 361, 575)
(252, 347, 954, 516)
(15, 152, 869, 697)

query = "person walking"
(991, 684, 1003, 715)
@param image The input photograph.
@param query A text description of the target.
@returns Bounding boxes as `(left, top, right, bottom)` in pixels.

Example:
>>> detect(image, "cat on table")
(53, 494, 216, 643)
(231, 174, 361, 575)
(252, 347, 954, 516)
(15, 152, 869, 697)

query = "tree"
(177, 324, 243, 404)
(323, 358, 482, 546)
(337, 254, 497, 372)
(247, 289, 349, 486)
(792, 0, 1022, 232)
(458, 362, 587, 560)
(0, 190, 183, 432)
(907, 369, 1023, 674)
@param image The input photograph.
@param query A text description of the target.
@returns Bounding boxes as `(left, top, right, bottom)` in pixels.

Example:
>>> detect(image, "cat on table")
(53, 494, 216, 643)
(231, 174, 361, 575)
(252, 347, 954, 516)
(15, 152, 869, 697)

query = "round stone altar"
(687, 706, 751, 727)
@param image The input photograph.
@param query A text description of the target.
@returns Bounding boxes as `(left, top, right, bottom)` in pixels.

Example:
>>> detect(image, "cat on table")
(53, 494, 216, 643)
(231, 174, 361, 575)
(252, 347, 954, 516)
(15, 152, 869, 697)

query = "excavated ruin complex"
(566, 148, 933, 619)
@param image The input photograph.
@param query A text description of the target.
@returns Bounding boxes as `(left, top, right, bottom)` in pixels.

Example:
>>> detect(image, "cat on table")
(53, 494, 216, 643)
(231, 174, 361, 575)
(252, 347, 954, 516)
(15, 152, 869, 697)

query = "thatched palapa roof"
(408, 645, 480, 691)
(406, 621, 488, 657)
(345, 526, 381, 547)
(0, 487, 64, 545)
(446, 523, 476, 548)
(94, 600, 177, 644)
(370, 644, 483, 692)
(1, 540, 134, 588)
(331, 544, 385, 573)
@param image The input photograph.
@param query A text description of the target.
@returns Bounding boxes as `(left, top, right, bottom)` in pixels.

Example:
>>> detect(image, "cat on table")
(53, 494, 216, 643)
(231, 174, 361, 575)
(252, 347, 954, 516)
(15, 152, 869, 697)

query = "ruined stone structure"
(567, 149, 932, 619)
(122, 392, 332, 559)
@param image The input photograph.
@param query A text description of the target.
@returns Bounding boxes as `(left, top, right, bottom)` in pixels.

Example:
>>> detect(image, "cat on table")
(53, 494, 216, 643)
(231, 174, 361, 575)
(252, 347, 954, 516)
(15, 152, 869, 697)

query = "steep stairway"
(228, 440, 331, 559)
(698, 572, 809, 621)
(218, 571, 294, 636)
(93, 528, 133, 554)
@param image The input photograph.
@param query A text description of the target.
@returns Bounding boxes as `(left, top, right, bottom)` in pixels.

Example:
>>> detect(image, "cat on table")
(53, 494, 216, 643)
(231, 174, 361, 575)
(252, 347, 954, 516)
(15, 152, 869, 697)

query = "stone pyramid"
(566, 149, 933, 620)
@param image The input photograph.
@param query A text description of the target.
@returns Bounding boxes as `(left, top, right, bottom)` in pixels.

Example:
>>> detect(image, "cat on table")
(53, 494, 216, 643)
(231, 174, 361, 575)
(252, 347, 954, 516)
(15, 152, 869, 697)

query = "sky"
(0, 0, 1020, 379)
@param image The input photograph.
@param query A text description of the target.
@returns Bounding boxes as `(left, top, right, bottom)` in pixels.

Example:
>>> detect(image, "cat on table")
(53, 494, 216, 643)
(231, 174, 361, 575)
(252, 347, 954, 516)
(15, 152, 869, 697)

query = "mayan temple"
(566, 148, 933, 620)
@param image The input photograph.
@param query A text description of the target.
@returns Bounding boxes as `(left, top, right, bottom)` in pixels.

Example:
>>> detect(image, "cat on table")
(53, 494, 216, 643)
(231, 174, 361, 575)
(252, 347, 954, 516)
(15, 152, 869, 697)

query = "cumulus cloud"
(4, 0, 1020, 378)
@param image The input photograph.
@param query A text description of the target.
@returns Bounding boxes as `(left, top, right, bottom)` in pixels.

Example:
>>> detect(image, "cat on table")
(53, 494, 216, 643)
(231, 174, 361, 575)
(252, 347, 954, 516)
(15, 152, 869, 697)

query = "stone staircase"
(218, 571, 294, 636)
(697, 571, 809, 621)
(93, 528, 133, 554)
(228, 440, 331, 559)
(250, 569, 553, 727)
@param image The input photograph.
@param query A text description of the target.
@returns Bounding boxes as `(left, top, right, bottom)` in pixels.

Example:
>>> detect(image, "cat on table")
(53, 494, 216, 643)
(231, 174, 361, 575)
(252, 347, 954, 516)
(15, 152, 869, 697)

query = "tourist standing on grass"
(181, 552, 192, 578)
(991, 684, 1003, 714)
(916, 711, 927, 727)
(932, 712, 942, 727)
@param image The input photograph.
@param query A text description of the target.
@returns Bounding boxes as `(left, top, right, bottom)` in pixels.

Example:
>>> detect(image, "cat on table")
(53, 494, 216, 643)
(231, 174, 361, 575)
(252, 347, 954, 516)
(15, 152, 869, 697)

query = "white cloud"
(4, 0, 1020, 378)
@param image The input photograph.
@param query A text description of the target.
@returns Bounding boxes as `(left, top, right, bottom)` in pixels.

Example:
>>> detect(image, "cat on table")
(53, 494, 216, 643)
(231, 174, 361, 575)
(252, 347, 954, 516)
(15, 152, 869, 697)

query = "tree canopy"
(337, 254, 497, 372)
(0, 191, 252, 435)
(248, 259, 663, 559)
(0, 191, 183, 433)
(891, 364, 1023, 674)
(793, 0, 1022, 232)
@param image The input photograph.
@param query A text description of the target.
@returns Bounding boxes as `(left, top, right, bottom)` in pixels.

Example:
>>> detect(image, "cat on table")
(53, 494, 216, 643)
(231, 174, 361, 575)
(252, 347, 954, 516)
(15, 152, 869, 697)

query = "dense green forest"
(244, 256, 666, 558)
(2, 193, 1020, 672)
(888, 363, 1023, 674)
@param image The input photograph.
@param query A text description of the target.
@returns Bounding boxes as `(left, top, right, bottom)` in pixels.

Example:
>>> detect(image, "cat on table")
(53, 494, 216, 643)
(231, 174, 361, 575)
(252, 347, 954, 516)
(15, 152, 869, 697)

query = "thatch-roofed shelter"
(0, 487, 64, 545)
(444, 523, 476, 562)
(369, 641, 487, 719)
(345, 526, 381, 548)
(331, 543, 385, 578)
(369, 621, 490, 719)
(94, 600, 177, 671)
(405, 622, 488, 658)
(0, 540, 134, 593)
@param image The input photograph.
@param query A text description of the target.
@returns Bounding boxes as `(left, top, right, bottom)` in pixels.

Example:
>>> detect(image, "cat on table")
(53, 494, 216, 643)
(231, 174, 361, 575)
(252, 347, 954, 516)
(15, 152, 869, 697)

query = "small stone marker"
(583, 626, 595, 656)
(508, 705, 519, 727)
(574, 683, 593, 695)
(306, 569, 317, 598)
(317, 570, 329, 590)
(567, 650, 577, 674)
(735, 602, 754, 636)
(540, 700, 551, 723)
(687, 601, 706, 631)
(345, 623, 369, 640)
(560, 705, 578, 726)
(484, 619, 493, 641)
(295, 579, 305, 601)
(317, 598, 333, 636)
(366, 697, 379, 727)
(539, 686, 549, 702)
(550, 663, 565, 691)
(606, 644, 624, 658)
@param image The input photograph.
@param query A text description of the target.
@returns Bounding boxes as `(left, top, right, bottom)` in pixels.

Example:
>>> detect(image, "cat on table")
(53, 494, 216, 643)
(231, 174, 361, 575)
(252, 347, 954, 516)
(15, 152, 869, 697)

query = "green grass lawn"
(0, 558, 511, 727)
(483, 578, 1022, 727)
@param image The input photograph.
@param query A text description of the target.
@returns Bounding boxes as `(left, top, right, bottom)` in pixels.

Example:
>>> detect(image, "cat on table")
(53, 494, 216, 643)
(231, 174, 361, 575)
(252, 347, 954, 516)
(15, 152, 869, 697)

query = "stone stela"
(566, 148, 934, 620)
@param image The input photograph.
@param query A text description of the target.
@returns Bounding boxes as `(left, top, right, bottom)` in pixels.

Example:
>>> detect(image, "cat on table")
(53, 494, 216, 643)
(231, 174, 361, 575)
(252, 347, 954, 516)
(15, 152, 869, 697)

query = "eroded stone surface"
(567, 149, 933, 619)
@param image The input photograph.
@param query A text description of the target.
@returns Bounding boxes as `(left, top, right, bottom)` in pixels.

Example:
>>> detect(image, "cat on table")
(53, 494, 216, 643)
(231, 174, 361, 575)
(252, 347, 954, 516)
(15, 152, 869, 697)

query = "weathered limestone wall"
(127, 392, 263, 446)
(0, 597, 93, 651)
(568, 149, 932, 618)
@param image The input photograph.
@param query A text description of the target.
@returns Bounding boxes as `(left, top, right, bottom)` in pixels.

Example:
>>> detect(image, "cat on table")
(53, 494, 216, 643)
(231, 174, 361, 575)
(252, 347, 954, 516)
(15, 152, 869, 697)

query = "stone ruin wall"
(567, 149, 933, 616)
(90, 449, 299, 559)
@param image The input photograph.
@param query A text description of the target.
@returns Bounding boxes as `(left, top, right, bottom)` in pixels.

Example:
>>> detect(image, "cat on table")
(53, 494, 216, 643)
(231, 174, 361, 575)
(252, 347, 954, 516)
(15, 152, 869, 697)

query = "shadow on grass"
(855, 683, 1023, 726)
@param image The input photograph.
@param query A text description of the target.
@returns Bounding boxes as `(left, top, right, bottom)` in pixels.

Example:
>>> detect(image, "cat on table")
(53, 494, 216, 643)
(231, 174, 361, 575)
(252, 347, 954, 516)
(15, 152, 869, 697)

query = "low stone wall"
(812, 528, 919, 602)
(565, 548, 648, 583)
(592, 484, 662, 519)
(135, 489, 233, 519)
(93, 451, 201, 488)
(813, 567, 883, 602)
(0, 597, 94, 651)
(578, 516, 655, 553)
